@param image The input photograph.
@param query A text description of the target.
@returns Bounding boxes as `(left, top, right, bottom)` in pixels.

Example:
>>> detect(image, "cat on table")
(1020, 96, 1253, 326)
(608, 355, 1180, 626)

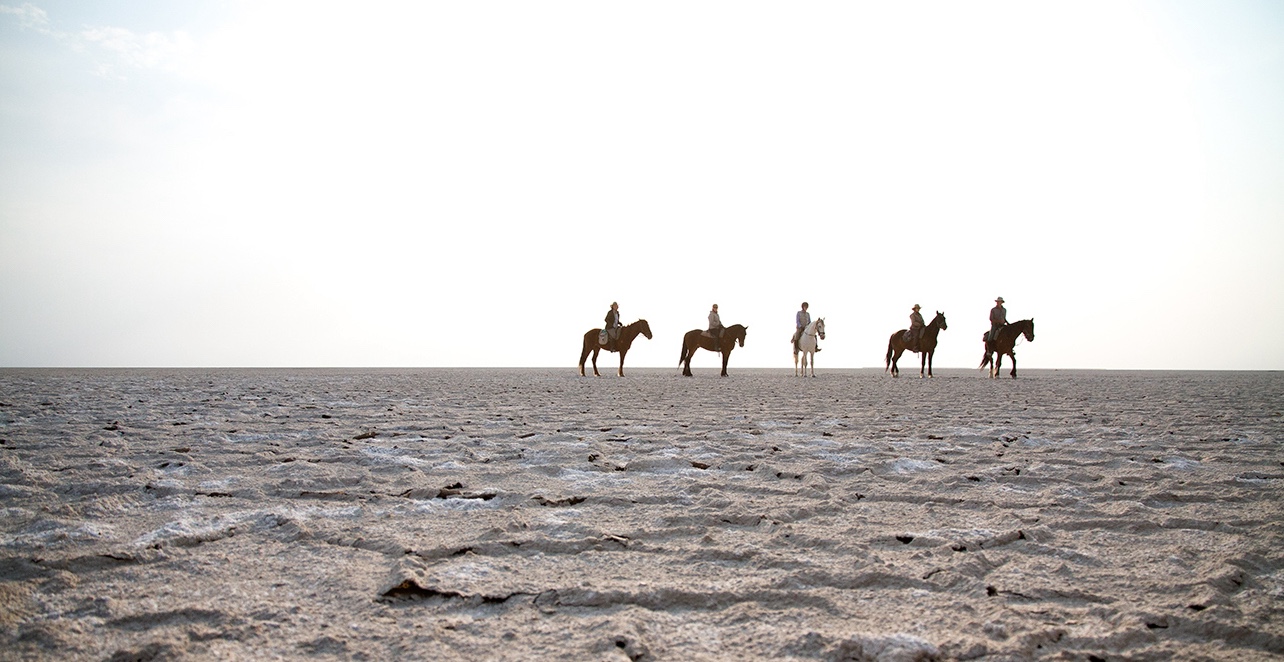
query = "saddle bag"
(598, 330, 609, 346)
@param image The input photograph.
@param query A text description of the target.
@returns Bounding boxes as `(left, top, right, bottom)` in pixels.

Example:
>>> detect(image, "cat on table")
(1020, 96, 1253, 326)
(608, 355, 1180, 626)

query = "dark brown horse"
(679, 324, 747, 377)
(885, 311, 947, 378)
(979, 319, 1035, 378)
(579, 319, 652, 377)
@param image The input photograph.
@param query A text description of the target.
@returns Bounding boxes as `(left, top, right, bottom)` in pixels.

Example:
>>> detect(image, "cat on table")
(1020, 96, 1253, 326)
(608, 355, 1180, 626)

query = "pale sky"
(2, 1, 1282, 370)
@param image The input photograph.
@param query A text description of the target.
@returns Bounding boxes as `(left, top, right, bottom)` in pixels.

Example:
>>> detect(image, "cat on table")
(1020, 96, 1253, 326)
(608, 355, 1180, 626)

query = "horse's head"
(636, 319, 653, 340)
(932, 312, 947, 330)
(1022, 319, 1035, 342)
(815, 318, 825, 340)
(729, 324, 747, 347)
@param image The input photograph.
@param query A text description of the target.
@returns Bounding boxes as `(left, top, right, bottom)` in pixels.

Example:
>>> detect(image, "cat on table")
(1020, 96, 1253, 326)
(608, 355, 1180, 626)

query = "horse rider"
(793, 302, 819, 353)
(604, 302, 622, 351)
(708, 303, 724, 351)
(988, 296, 1007, 345)
(904, 304, 924, 350)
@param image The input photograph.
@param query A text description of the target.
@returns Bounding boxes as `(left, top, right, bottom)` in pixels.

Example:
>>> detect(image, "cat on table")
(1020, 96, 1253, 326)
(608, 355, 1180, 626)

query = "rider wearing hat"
(988, 297, 1007, 344)
(905, 304, 925, 349)
(604, 302, 622, 351)
(708, 304, 724, 351)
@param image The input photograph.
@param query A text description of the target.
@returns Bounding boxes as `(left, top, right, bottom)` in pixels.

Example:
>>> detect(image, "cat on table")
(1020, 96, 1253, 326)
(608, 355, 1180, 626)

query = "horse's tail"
(978, 351, 991, 370)
(885, 337, 894, 372)
(679, 337, 690, 367)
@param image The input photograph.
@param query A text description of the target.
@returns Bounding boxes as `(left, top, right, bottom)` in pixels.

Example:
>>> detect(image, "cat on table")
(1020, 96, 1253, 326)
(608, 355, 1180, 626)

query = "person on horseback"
(904, 304, 924, 351)
(708, 304, 724, 351)
(604, 302, 622, 351)
(988, 297, 1007, 345)
(793, 302, 819, 353)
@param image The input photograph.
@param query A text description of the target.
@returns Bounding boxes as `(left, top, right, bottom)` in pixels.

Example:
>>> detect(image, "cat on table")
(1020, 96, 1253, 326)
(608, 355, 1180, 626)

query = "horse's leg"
(794, 350, 800, 377)
(682, 340, 694, 377)
(809, 350, 816, 377)
(919, 350, 927, 378)
(618, 349, 627, 377)
(993, 352, 1003, 379)
(926, 350, 934, 378)
(891, 348, 903, 377)
(591, 348, 602, 377)
(1009, 352, 1017, 378)
(720, 349, 730, 377)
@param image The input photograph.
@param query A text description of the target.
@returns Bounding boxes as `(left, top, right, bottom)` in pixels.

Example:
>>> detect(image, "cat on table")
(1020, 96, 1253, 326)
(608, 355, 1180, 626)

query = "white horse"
(793, 318, 825, 377)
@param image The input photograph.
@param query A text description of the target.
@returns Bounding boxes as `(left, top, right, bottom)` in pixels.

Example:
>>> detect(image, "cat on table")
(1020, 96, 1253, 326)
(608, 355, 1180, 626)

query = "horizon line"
(2, 366, 1280, 373)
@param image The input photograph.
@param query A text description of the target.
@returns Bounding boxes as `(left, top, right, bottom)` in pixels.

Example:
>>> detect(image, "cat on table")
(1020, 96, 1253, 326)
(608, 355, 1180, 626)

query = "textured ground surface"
(1, 368, 1282, 660)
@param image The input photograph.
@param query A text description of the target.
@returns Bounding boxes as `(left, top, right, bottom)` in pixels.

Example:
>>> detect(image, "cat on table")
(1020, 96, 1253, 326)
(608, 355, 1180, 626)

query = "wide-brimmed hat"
(912, 304, 921, 310)
(995, 297, 1004, 303)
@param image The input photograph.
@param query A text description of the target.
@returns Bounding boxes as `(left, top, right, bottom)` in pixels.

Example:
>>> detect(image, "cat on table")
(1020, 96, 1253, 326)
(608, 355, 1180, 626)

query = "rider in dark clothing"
(905, 304, 924, 350)
(604, 302, 621, 351)
(988, 297, 1007, 346)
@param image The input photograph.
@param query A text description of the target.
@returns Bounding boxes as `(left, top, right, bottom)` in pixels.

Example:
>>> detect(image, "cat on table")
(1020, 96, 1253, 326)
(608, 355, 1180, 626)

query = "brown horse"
(979, 319, 1035, 378)
(885, 311, 947, 378)
(679, 324, 747, 377)
(579, 319, 652, 377)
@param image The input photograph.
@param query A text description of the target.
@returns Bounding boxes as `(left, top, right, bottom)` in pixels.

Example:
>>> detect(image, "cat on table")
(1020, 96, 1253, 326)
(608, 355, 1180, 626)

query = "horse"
(885, 311, 947, 378)
(793, 318, 825, 377)
(979, 319, 1035, 378)
(579, 319, 652, 377)
(679, 324, 747, 377)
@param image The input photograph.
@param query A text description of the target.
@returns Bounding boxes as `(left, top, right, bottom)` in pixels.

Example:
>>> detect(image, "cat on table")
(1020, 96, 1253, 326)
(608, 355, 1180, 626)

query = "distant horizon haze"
(2, 2, 1282, 371)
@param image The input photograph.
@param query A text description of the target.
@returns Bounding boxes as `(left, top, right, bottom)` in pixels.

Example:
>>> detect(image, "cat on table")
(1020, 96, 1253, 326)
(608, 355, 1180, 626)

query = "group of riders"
(601, 301, 731, 352)
(600, 297, 1013, 354)
(899, 296, 1008, 352)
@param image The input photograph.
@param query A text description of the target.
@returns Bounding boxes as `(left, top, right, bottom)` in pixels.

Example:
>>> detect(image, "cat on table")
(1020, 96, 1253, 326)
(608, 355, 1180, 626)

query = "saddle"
(983, 325, 1005, 351)
(902, 329, 920, 351)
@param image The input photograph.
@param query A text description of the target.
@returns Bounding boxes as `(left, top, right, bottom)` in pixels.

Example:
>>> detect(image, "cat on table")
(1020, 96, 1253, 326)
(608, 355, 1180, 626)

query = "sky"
(2, 1, 1282, 370)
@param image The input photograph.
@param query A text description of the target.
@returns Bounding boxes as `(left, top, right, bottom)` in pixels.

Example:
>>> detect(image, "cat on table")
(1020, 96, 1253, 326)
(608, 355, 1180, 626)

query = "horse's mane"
(1000, 319, 1033, 341)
